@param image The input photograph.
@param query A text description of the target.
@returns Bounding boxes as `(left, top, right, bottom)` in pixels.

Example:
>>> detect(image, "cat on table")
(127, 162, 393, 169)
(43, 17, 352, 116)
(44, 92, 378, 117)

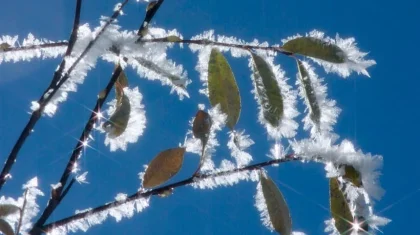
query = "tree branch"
(29, 65, 123, 235)
(0, 0, 128, 191)
(41, 154, 300, 233)
(140, 37, 294, 56)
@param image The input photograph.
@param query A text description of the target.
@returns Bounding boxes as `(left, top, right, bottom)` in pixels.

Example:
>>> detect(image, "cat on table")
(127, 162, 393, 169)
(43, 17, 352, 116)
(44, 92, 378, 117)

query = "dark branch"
(41, 154, 300, 232)
(140, 37, 294, 56)
(136, 0, 165, 41)
(0, 42, 68, 53)
(0, 0, 129, 191)
(30, 65, 123, 235)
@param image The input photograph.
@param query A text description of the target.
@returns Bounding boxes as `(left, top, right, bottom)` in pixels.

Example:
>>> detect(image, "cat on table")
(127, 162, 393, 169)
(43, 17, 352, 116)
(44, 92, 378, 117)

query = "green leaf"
(343, 165, 362, 187)
(143, 147, 185, 188)
(283, 37, 346, 63)
(330, 177, 354, 234)
(103, 94, 131, 138)
(0, 204, 20, 217)
(251, 53, 283, 127)
(0, 218, 14, 235)
(208, 48, 241, 129)
(260, 173, 292, 235)
(296, 60, 321, 127)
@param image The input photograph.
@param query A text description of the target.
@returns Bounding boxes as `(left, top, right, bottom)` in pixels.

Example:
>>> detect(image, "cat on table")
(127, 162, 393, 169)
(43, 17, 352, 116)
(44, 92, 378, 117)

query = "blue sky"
(1, 0, 419, 234)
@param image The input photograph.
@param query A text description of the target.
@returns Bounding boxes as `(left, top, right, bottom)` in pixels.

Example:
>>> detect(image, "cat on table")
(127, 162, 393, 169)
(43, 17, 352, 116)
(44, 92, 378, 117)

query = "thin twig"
(41, 154, 300, 232)
(136, 0, 165, 41)
(0, 42, 68, 53)
(29, 65, 123, 235)
(140, 37, 294, 56)
(0, 0, 128, 191)
(16, 189, 29, 235)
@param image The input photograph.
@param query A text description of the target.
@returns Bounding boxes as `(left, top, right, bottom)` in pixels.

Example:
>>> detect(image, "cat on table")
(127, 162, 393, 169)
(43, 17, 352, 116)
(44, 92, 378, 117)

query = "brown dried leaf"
(192, 110, 212, 144)
(143, 147, 185, 188)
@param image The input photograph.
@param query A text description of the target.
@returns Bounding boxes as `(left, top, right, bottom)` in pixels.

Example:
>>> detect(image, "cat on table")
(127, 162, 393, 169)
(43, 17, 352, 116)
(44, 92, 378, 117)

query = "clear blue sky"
(0, 0, 419, 234)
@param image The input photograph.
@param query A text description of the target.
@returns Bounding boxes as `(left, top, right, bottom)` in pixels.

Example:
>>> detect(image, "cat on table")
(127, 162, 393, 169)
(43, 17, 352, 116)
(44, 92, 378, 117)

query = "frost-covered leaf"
(283, 30, 375, 77)
(102, 87, 146, 151)
(343, 165, 362, 187)
(208, 48, 241, 129)
(135, 57, 187, 90)
(260, 173, 292, 235)
(0, 204, 20, 217)
(0, 218, 14, 235)
(192, 110, 212, 148)
(143, 147, 185, 188)
(103, 93, 131, 138)
(297, 59, 321, 127)
(283, 37, 345, 63)
(251, 52, 284, 127)
(330, 177, 353, 234)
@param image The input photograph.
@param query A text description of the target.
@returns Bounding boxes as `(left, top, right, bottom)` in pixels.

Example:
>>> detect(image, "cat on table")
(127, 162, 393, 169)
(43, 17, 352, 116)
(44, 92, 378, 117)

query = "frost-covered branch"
(29, 65, 123, 235)
(41, 153, 298, 233)
(0, 0, 128, 191)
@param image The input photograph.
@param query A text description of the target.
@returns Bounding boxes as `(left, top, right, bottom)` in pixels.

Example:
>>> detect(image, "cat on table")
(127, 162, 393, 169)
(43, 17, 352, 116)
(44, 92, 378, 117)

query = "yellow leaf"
(208, 48, 241, 129)
(143, 147, 185, 188)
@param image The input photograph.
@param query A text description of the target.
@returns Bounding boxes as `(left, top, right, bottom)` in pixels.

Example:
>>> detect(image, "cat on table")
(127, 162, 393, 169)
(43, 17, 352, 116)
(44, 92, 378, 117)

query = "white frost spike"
(227, 130, 254, 167)
(0, 34, 65, 64)
(255, 177, 275, 231)
(297, 61, 341, 137)
(76, 171, 89, 184)
(101, 87, 146, 151)
(191, 160, 259, 190)
(291, 137, 384, 200)
(268, 142, 284, 160)
(283, 30, 376, 78)
(48, 197, 150, 235)
(249, 52, 299, 139)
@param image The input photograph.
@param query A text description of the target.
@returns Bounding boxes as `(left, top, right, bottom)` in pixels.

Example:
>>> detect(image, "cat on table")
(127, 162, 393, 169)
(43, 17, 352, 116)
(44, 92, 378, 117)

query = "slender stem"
(140, 38, 294, 56)
(0, 42, 68, 53)
(136, 0, 165, 41)
(0, 0, 128, 191)
(29, 65, 123, 235)
(16, 189, 29, 235)
(41, 154, 300, 232)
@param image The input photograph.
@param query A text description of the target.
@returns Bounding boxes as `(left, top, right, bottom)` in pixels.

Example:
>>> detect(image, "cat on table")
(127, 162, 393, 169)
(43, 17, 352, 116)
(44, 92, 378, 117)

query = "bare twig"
(29, 65, 123, 235)
(140, 37, 293, 56)
(16, 189, 29, 235)
(136, 0, 165, 41)
(0, 0, 128, 191)
(41, 154, 300, 232)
